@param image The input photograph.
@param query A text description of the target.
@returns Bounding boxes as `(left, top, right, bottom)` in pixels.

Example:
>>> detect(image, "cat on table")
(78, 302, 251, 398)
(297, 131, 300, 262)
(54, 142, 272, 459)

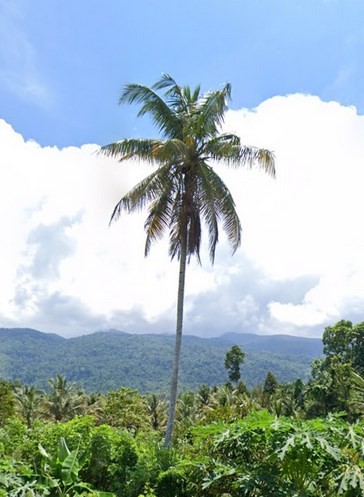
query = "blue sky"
(1, 0, 364, 338)
(1, 0, 364, 147)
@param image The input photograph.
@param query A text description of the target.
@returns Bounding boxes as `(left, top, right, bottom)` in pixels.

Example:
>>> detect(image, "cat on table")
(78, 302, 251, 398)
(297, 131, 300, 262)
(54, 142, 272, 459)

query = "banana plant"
(38, 437, 114, 497)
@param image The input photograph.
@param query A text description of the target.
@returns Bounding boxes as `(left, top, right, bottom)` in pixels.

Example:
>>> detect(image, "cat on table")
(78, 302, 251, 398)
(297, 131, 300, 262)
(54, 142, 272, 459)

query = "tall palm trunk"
(164, 226, 188, 447)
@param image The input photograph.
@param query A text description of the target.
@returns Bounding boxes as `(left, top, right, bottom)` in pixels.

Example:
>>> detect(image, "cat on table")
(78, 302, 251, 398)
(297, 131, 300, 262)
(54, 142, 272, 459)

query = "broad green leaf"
(58, 437, 71, 463)
(38, 443, 50, 459)
(60, 449, 80, 484)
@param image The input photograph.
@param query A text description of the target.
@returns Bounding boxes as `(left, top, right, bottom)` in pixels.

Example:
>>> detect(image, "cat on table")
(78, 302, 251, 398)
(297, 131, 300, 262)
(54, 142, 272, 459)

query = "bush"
(82, 424, 138, 495)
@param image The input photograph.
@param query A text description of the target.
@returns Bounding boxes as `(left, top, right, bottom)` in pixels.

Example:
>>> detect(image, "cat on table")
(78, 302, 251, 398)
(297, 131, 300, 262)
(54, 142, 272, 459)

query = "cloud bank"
(1, 93, 364, 337)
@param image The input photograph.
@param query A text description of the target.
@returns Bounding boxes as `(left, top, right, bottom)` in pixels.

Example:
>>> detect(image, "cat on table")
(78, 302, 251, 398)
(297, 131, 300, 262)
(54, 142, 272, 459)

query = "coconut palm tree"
(100, 74, 275, 446)
(44, 374, 86, 422)
(13, 384, 43, 428)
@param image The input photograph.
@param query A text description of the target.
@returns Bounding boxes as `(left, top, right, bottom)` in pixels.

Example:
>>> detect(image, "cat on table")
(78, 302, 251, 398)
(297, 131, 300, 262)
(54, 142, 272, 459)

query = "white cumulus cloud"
(0, 93, 364, 337)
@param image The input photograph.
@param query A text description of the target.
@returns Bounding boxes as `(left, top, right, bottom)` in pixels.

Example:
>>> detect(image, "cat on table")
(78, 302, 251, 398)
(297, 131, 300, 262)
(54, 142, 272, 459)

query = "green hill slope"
(0, 328, 322, 393)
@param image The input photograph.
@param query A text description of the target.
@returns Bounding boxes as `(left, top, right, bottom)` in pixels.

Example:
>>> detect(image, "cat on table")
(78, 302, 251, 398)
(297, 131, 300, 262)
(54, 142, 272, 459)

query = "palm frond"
(166, 86, 189, 114)
(152, 139, 189, 164)
(100, 138, 191, 167)
(185, 201, 202, 264)
(191, 84, 201, 102)
(255, 148, 276, 177)
(144, 192, 174, 256)
(207, 138, 276, 178)
(198, 164, 241, 260)
(235, 147, 276, 177)
(169, 196, 203, 263)
(100, 138, 164, 163)
(152, 73, 178, 91)
(182, 84, 201, 105)
(168, 190, 184, 260)
(203, 133, 241, 159)
(153, 74, 200, 106)
(194, 83, 231, 137)
(119, 83, 182, 138)
(194, 166, 219, 263)
(109, 164, 174, 223)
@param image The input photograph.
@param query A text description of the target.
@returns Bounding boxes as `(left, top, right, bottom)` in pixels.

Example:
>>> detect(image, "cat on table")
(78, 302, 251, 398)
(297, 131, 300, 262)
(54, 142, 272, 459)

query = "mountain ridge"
(0, 327, 322, 393)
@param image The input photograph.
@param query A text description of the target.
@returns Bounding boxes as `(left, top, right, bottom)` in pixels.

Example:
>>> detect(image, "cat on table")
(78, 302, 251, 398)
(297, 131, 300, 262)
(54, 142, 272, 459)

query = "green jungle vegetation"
(0, 328, 322, 393)
(0, 319, 364, 496)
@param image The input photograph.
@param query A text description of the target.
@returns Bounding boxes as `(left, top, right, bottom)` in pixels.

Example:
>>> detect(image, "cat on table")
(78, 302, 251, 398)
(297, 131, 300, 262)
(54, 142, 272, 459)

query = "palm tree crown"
(101, 74, 275, 263)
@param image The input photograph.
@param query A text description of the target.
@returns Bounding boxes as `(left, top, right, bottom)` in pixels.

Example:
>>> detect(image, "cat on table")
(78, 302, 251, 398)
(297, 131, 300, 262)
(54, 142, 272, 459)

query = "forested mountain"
(215, 332, 322, 356)
(0, 328, 322, 393)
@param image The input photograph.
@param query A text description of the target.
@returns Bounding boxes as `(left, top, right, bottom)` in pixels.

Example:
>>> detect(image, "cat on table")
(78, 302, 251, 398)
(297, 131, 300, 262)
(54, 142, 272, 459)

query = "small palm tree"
(100, 74, 275, 446)
(13, 384, 43, 428)
(44, 375, 85, 422)
(146, 393, 168, 432)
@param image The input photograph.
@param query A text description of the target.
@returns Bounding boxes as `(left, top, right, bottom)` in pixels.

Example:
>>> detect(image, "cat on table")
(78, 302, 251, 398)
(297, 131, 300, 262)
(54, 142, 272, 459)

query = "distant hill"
(0, 328, 322, 393)
(217, 332, 322, 356)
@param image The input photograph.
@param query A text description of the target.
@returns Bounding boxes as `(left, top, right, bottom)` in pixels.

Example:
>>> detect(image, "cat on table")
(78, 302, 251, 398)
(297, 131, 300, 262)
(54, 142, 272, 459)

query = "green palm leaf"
(120, 83, 181, 138)
(195, 83, 231, 137)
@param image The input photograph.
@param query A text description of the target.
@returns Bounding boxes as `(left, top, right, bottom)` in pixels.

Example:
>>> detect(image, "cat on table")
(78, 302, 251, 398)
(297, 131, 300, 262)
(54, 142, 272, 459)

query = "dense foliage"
(187, 411, 364, 496)
(0, 319, 363, 495)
